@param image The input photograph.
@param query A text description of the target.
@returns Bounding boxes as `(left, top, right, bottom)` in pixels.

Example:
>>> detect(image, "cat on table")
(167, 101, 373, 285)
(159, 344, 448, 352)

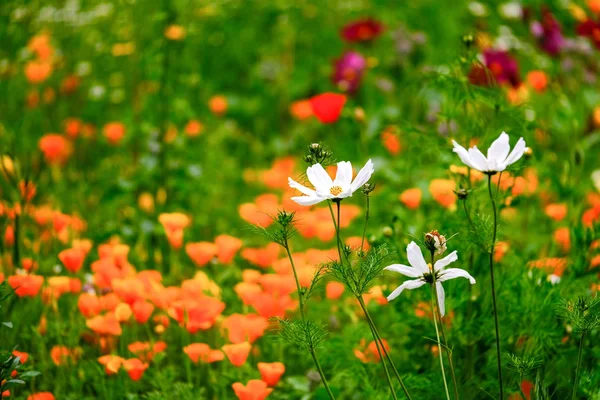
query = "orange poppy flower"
(168, 297, 225, 333)
(381, 129, 401, 155)
(131, 301, 154, 324)
(8, 274, 44, 297)
(258, 274, 296, 296)
(183, 343, 224, 364)
(526, 70, 548, 92)
(242, 269, 262, 283)
(19, 180, 36, 202)
(58, 247, 86, 273)
(209, 95, 228, 115)
(128, 341, 167, 362)
(115, 303, 133, 322)
(27, 392, 55, 400)
(25, 60, 52, 84)
(553, 227, 570, 252)
(98, 355, 123, 375)
(28, 33, 54, 60)
(13, 350, 29, 364)
(86, 313, 122, 336)
(185, 242, 217, 267)
(222, 342, 252, 367)
(232, 380, 273, 400)
(38, 134, 71, 165)
(164, 24, 186, 40)
(258, 362, 285, 387)
(222, 314, 269, 344)
(234, 282, 262, 305)
(326, 281, 345, 300)
(545, 203, 567, 221)
(262, 158, 297, 189)
(50, 345, 80, 366)
(399, 188, 422, 209)
(184, 120, 203, 137)
(215, 234, 243, 263)
(289, 100, 313, 120)
(78, 293, 102, 318)
(64, 118, 82, 138)
(494, 241, 510, 262)
(159, 213, 190, 249)
(103, 122, 126, 145)
(429, 179, 456, 209)
(123, 358, 149, 381)
(250, 292, 295, 318)
(310, 93, 346, 124)
(354, 339, 390, 363)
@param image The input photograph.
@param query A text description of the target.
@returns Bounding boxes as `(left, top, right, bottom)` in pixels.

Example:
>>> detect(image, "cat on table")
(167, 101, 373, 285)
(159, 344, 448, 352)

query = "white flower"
(288, 159, 374, 206)
(452, 131, 526, 173)
(384, 242, 476, 316)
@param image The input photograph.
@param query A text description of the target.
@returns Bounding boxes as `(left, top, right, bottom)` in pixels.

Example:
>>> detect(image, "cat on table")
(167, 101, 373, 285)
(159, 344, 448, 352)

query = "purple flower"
(332, 51, 367, 93)
(483, 49, 520, 87)
(535, 9, 565, 56)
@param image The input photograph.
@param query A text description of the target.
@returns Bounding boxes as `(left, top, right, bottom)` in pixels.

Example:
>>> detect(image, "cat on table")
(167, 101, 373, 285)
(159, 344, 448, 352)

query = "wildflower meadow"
(1, 1, 600, 399)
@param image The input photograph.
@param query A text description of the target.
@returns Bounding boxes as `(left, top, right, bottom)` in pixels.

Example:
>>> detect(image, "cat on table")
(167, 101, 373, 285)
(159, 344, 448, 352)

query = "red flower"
(576, 19, 600, 49)
(310, 93, 346, 124)
(341, 18, 383, 42)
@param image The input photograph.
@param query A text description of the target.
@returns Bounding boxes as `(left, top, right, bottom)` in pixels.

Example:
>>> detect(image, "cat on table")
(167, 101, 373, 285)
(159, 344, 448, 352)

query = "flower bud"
(362, 182, 376, 195)
(424, 230, 447, 256)
(382, 226, 393, 237)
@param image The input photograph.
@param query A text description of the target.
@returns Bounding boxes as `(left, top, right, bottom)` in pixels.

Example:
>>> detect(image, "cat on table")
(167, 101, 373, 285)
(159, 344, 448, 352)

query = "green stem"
(358, 296, 412, 399)
(518, 373, 527, 400)
(431, 283, 451, 400)
(431, 252, 459, 400)
(284, 242, 335, 399)
(360, 195, 370, 254)
(487, 174, 504, 399)
(571, 332, 585, 400)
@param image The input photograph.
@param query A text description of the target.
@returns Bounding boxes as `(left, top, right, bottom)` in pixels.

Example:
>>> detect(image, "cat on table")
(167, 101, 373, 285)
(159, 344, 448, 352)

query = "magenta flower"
(476, 49, 520, 87)
(530, 9, 564, 56)
(331, 51, 367, 93)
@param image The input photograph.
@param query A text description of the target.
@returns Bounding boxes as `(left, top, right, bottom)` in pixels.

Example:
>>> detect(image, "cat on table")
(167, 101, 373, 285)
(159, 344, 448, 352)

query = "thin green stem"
(571, 332, 585, 400)
(360, 194, 370, 254)
(358, 296, 412, 400)
(431, 252, 459, 400)
(487, 174, 504, 399)
(431, 283, 451, 400)
(283, 242, 335, 399)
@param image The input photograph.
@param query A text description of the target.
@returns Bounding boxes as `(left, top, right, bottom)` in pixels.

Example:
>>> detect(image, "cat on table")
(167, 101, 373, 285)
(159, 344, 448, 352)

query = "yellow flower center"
(330, 186, 343, 196)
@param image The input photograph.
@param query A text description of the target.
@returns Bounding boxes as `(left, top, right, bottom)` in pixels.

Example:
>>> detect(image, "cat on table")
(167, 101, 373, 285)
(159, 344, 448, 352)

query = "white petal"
(438, 268, 476, 284)
(290, 195, 324, 206)
(434, 250, 458, 272)
(487, 131, 510, 162)
(384, 264, 423, 278)
(288, 177, 316, 197)
(387, 279, 426, 301)
(467, 146, 489, 171)
(503, 137, 526, 166)
(306, 163, 333, 192)
(452, 140, 477, 169)
(407, 241, 429, 273)
(436, 282, 446, 317)
(350, 159, 374, 193)
(333, 161, 353, 188)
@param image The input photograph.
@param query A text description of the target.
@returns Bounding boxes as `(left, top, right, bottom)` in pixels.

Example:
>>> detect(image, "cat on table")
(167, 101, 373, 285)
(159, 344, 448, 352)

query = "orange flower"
(103, 122, 126, 145)
(399, 188, 421, 209)
(27, 393, 55, 400)
(215, 234, 243, 263)
(310, 93, 346, 124)
(238, 193, 280, 228)
(222, 342, 252, 367)
(222, 314, 269, 344)
(64, 118, 82, 138)
(78, 293, 102, 318)
(183, 343, 224, 363)
(132, 301, 154, 324)
(58, 247, 86, 273)
(98, 355, 123, 375)
(289, 100, 313, 120)
(554, 227, 570, 252)
(128, 341, 167, 362)
(22, 258, 37, 272)
(429, 179, 456, 209)
(354, 339, 390, 363)
(258, 362, 285, 387)
(184, 120, 203, 137)
(250, 292, 295, 318)
(232, 380, 273, 400)
(122, 358, 149, 381)
(39, 134, 71, 165)
(50, 345, 80, 366)
(13, 350, 29, 364)
(164, 24, 186, 40)
(526, 70, 548, 92)
(209, 95, 228, 115)
(19, 180, 36, 202)
(185, 242, 218, 267)
(234, 282, 262, 305)
(86, 313, 122, 336)
(381, 129, 401, 155)
(241, 243, 280, 268)
(159, 212, 190, 249)
(545, 203, 567, 221)
(326, 281, 345, 300)
(25, 60, 52, 84)
(494, 241, 510, 262)
(28, 33, 54, 60)
(8, 274, 44, 297)
(115, 302, 133, 322)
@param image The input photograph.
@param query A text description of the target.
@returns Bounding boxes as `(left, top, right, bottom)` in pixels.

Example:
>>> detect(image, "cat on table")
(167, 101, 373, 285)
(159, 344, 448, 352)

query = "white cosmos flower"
(288, 159, 374, 206)
(385, 241, 476, 317)
(452, 131, 526, 173)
